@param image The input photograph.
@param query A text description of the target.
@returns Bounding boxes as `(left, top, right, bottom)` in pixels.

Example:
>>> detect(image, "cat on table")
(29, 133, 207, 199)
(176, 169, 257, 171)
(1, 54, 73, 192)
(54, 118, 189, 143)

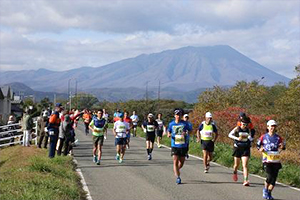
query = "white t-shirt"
(130, 115, 139, 125)
(114, 121, 129, 138)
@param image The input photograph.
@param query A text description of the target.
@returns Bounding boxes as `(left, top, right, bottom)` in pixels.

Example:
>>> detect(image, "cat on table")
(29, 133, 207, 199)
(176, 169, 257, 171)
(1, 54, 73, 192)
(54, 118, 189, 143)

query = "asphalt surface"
(73, 123, 300, 200)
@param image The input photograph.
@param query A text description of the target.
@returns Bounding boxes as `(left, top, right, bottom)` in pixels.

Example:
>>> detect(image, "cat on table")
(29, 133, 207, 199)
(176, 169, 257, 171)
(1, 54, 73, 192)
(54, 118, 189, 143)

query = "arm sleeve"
(228, 127, 239, 140)
(198, 124, 203, 131)
(256, 135, 264, 149)
(213, 124, 218, 133)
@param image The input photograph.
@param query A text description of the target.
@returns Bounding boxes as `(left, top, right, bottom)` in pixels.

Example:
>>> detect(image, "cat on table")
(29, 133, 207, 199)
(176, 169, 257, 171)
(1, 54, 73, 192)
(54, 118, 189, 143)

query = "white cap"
(267, 120, 277, 126)
(205, 112, 212, 118)
(148, 113, 154, 118)
(183, 114, 189, 118)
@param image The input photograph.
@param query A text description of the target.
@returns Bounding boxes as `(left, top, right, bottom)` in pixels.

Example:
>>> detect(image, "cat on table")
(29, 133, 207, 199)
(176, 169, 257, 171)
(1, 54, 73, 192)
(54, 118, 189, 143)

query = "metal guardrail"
(0, 121, 38, 148)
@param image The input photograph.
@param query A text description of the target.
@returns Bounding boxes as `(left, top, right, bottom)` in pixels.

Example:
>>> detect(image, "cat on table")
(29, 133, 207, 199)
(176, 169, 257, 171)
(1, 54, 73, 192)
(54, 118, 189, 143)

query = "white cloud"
(0, 0, 299, 79)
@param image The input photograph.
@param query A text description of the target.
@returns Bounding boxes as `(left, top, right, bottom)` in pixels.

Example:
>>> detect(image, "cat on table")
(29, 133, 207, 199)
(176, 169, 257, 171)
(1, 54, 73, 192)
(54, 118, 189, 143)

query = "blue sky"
(0, 0, 299, 78)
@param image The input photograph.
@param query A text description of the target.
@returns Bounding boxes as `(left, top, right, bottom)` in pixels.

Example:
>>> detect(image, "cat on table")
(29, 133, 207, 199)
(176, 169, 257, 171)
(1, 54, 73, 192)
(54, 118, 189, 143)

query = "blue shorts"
(115, 138, 126, 146)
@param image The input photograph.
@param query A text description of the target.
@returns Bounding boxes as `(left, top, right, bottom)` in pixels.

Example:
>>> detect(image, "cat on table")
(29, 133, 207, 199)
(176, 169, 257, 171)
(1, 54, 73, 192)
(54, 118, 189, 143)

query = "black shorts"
(201, 140, 214, 152)
(93, 135, 104, 146)
(232, 147, 251, 158)
(146, 133, 155, 143)
(156, 130, 163, 137)
(132, 124, 138, 128)
(263, 163, 282, 185)
(171, 147, 188, 157)
(115, 138, 126, 146)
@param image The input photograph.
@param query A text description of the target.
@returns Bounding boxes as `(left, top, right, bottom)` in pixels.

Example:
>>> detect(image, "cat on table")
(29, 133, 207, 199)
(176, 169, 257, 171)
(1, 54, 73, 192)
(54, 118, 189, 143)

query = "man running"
(197, 112, 218, 173)
(168, 108, 192, 184)
(183, 114, 193, 159)
(257, 120, 285, 200)
(142, 113, 158, 160)
(130, 111, 139, 137)
(83, 109, 92, 135)
(228, 116, 254, 186)
(89, 109, 107, 165)
(155, 113, 165, 148)
(113, 114, 129, 163)
(123, 111, 132, 149)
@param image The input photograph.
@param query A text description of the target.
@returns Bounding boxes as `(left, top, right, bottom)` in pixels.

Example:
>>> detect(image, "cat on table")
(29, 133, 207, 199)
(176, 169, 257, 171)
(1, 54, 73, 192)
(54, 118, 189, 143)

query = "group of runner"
(87, 108, 286, 200)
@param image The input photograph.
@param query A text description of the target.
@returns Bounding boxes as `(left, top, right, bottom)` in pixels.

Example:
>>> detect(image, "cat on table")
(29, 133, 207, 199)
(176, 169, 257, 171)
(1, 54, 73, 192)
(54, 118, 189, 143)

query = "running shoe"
(115, 154, 120, 161)
(119, 159, 123, 164)
(158, 144, 162, 148)
(263, 188, 268, 199)
(147, 155, 151, 160)
(186, 154, 189, 159)
(267, 191, 274, 200)
(233, 172, 238, 182)
(96, 160, 100, 165)
(204, 169, 208, 173)
(206, 163, 210, 170)
(93, 155, 98, 163)
(176, 177, 181, 184)
(149, 154, 152, 160)
(243, 181, 250, 186)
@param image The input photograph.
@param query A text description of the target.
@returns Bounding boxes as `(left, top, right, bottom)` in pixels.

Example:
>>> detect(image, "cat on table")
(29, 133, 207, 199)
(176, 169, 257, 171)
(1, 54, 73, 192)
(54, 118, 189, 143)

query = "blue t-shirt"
(168, 120, 192, 148)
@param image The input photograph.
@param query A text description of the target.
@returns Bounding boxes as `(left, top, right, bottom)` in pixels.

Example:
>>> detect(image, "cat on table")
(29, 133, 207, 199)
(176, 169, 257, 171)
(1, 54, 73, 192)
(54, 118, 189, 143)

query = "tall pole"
(75, 79, 77, 109)
(68, 79, 71, 110)
(146, 81, 149, 102)
(157, 80, 161, 112)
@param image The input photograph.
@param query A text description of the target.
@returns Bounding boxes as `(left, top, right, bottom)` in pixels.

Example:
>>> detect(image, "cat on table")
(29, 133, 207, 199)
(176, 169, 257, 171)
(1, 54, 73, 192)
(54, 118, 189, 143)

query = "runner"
(155, 113, 166, 148)
(83, 109, 92, 135)
(113, 109, 123, 122)
(167, 108, 192, 184)
(113, 114, 129, 163)
(257, 120, 286, 200)
(89, 109, 107, 165)
(196, 112, 218, 173)
(237, 112, 255, 136)
(102, 109, 109, 139)
(123, 111, 132, 149)
(142, 113, 158, 160)
(130, 111, 139, 137)
(183, 114, 193, 159)
(228, 116, 254, 186)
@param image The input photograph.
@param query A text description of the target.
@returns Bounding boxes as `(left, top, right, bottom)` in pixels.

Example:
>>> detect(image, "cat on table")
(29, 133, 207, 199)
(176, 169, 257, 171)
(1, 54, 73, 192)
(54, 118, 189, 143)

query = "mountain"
(0, 45, 290, 94)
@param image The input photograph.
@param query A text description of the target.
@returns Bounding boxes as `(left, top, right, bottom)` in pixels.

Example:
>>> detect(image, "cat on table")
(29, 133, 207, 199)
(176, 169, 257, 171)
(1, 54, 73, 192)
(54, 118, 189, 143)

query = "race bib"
(265, 151, 280, 163)
(116, 125, 126, 133)
(239, 132, 249, 142)
(175, 135, 185, 145)
(201, 131, 212, 140)
(147, 125, 155, 132)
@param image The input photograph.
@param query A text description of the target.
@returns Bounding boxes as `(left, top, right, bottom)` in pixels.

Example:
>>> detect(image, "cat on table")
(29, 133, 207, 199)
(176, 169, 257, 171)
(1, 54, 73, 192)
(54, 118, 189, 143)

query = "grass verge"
(136, 127, 300, 188)
(0, 145, 86, 200)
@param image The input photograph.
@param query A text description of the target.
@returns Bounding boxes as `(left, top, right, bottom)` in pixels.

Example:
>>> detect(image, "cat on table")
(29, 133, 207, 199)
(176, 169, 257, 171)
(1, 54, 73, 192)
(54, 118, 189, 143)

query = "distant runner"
(197, 112, 218, 173)
(155, 113, 166, 148)
(142, 113, 158, 160)
(113, 115, 130, 163)
(130, 111, 139, 137)
(183, 114, 193, 159)
(257, 120, 286, 200)
(123, 111, 132, 149)
(167, 108, 192, 184)
(83, 109, 92, 135)
(228, 116, 254, 186)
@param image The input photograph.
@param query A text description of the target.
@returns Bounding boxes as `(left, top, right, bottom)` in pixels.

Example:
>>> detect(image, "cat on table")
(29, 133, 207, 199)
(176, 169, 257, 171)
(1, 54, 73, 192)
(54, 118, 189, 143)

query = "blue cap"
(56, 103, 62, 107)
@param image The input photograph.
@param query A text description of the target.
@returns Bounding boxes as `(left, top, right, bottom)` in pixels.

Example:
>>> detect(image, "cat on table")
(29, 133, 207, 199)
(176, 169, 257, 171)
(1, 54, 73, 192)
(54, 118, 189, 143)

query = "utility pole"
(157, 80, 161, 112)
(75, 79, 77, 109)
(146, 81, 149, 102)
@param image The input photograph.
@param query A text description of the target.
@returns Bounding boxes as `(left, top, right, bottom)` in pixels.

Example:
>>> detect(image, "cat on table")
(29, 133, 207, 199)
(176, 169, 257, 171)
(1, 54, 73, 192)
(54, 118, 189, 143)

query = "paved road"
(73, 123, 300, 200)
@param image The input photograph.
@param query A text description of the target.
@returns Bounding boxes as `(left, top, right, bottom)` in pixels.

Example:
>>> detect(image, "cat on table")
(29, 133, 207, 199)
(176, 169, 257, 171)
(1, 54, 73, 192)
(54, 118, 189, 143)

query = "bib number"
(147, 125, 155, 132)
(175, 135, 185, 145)
(266, 151, 280, 163)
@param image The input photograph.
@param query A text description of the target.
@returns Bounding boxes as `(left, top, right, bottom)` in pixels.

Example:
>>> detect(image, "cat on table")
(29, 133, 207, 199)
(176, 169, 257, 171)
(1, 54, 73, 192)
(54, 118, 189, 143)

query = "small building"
(0, 86, 14, 124)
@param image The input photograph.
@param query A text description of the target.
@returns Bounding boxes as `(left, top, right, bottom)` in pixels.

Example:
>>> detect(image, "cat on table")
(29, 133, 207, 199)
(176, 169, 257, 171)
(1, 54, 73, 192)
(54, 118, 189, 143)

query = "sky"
(0, 0, 299, 78)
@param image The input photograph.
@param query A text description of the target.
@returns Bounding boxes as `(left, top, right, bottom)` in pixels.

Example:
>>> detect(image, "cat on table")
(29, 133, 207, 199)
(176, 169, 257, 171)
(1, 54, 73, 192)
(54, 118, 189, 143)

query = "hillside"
(0, 45, 290, 93)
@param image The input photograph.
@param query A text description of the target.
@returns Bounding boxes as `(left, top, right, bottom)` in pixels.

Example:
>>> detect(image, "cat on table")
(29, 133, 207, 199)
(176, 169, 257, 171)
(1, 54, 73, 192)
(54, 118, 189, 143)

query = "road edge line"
(73, 158, 93, 200)
(135, 135, 300, 192)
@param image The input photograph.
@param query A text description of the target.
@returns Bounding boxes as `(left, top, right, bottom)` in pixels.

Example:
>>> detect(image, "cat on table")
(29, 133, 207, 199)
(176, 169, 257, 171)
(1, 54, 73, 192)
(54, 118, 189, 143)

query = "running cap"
(183, 114, 189, 118)
(267, 120, 277, 126)
(205, 112, 212, 118)
(56, 103, 62, 107)
(148, 113, 154, 118)
(174, 108, 183, 115)
(241, 116, 250, 124)
(239, 112, 246, 117)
